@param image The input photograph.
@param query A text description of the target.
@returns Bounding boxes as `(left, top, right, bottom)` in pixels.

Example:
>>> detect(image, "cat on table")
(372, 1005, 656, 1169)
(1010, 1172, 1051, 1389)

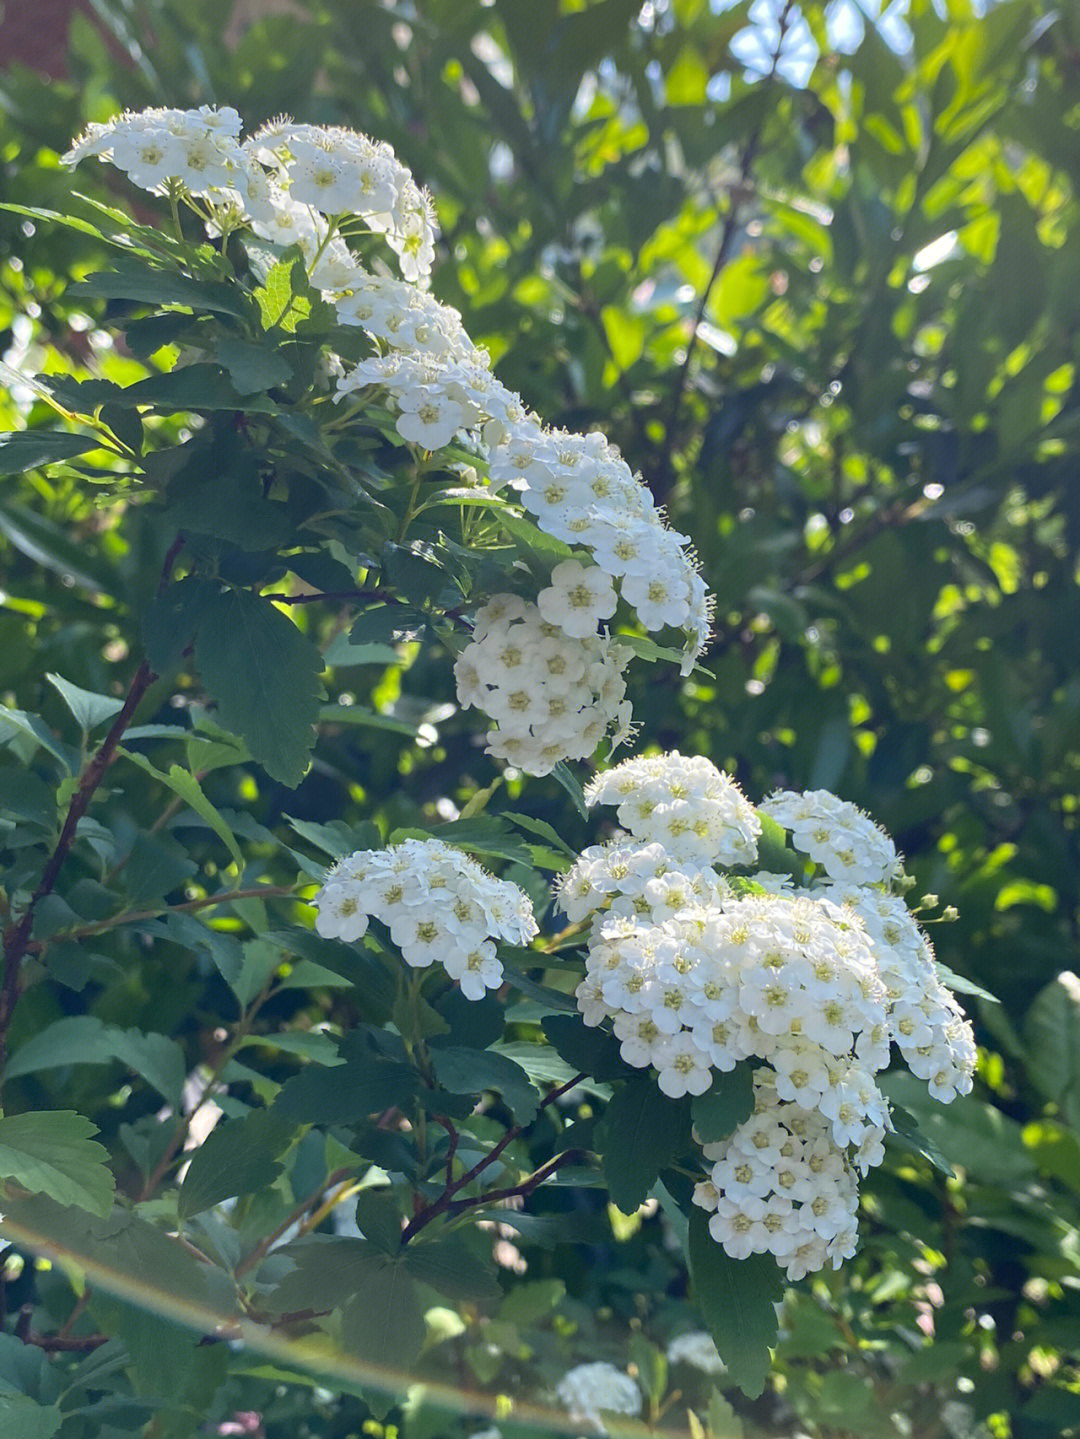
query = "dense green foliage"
(2, 2, 1080, 1437)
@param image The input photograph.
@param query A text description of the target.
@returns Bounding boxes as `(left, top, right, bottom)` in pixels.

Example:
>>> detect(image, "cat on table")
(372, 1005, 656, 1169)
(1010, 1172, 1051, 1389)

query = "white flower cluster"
(694, 1072, 863, 1280)
(313, 837, 536, 999)
(453, 594, 633, 776)
(823, 884, 975, 1103)
(63, 105, 251, 199)
(64, 107, 715, 688)
(665, 1330, 726, 1375)
(761, 788, 903, 886)
(554, 1362, 642, 1432)
(64, 108, 436, 283)
(585, 751, 761, 868)
(561, 754, 977, 1277)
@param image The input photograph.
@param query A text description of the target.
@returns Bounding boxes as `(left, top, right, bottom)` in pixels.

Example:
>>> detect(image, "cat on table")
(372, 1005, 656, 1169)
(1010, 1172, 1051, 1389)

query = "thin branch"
(653, 0, 795, 504)
(437, 1148, 583, 1223)
(400, 1072, 585, 1244)
(233, 1167, 352, 1281)
(261, 587, 400, 607)
(26, 885, 299, 955)
(0, 536, 185, 1078)
(0, 660, 155, 1077)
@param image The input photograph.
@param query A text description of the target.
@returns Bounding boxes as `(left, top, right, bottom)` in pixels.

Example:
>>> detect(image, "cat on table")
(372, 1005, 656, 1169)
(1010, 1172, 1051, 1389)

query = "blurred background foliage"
(2, 0, 1080, 1436)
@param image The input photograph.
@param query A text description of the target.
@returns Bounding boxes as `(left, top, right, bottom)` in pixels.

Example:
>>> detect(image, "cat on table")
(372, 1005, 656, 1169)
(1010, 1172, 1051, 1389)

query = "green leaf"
(431, 1046, 540, 1124)
(178, 1109, 293, 1219)
(215, 338, 293, 395)
(1024, 971, 1080, 1124)
(550, 761, 589, 820)
(0, 707, 76, 771)
(67, 255, 248, 316)
(933, 963, 998, 1004)
(600, 1075, 692, 1212)
(541, 1015, 625, 1081)
(755, 814, 803, 879)
(887, 1104, 956, 1178)
(273, 1056, 419, 1125)
(4, 1016, 185, 1108)
(691, 1066, 757, 1145)
(118, 749, 244, 871)
(686, 1209, 784, 1399)
(0, 1111, 114, 1218)
(348, 605, 427, 646)
(0, 431, 101, 476)
(0, 1397, 62, 1439)
(504, 812, 578, 858)
(194, 589, 325, 787)
(45, 673, 123, 732)
(0, 501, 113, 594)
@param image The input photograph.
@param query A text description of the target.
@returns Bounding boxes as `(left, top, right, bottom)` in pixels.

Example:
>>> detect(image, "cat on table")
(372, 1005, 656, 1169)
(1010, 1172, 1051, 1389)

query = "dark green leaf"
(686, 1208, 784, 1399)
(178, 1109, 294, 1219)
(194, 588, 325, 787)
(691, 1066, 758, 1145)
(0, 1111, 115, 1217)
(600, 1075, 692, 1212)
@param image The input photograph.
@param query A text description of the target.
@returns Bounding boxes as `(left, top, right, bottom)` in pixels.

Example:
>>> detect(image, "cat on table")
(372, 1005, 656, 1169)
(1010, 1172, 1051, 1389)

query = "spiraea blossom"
(761, 787, 904, 886)
(63, 105, 254, 200)
(562, 752, 976, 1277)
(453, 594, 633, 775)
(693, 1071, 863, 1280)
(553, 1362, 642, 1431)
(313, 837, 537, 999)
(584, 751, 761, 868)
(665, 1331, 727, 1375)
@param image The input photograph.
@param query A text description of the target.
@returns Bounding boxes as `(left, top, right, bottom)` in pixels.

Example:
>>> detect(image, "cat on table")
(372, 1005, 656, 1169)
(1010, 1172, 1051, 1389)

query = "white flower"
(762, 789, 904, 887)
(310, 839, 536, 1001)
(554, 1362, 641, 1432)
(665, 1331, 726, 1375)
(454, 595, 633, 776)
(537, 559, 618, 638)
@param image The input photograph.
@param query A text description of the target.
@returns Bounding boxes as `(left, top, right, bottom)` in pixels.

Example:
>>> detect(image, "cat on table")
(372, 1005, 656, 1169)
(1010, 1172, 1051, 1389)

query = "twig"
(652, 0, 795, 504)
(0, 536, 185, 1078)
(260, 587, 401, 607)
(26, 885, 299, 955)
(233, 1167, 352, 1280)
(400, 1072, 585, 1243)
(0, 660, 155, 1077)
(436, 1149, 582, 1223)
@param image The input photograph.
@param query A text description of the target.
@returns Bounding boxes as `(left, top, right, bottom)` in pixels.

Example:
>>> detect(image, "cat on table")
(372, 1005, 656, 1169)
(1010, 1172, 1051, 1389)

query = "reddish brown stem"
(0, 658, 156, 1077)
(400, 1073, 585, 1243)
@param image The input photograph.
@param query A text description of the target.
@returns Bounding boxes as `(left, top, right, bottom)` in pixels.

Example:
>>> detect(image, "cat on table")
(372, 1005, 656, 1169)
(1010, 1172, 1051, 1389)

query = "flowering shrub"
(0, 99, 987, 1435)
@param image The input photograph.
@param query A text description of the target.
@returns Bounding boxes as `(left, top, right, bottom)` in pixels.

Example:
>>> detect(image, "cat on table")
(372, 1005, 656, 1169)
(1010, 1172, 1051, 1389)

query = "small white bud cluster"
(562, 755, 977, 1276)
(693, 1071, 862, 1280)
(554, 1362, 642, 1432)
(453, 594, 634, 776)
(313, 837, 537, 999)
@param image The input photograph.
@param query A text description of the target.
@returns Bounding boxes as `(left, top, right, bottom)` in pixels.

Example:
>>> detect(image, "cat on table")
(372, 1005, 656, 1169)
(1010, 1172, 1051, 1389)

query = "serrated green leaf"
(0, 431, 101, 477)
(45, 673, 123, 732)
(194, 589, 325, 787)
(691, 1066, 757, 1145)
(4, 1016, 185, 1108)
(431, 1046, 540, 1124)
(178, 1109, 294, 1219)
(118, 749, 244, 871)
(600, 1076, 691, 1212)
(686, 1209, 783, 1398)
(0, 1111, 115, 1217)
(215, 338, 292, 395)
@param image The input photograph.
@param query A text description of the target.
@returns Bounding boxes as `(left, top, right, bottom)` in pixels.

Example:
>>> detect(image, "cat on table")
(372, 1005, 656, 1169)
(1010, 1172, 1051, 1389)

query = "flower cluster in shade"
(312, 837, 537, 1000)
(558, 751, 976, 1278)
(553, 1362, 642, 1432)
(63, 107, 713, 728)
(453, 591, 633, 776)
